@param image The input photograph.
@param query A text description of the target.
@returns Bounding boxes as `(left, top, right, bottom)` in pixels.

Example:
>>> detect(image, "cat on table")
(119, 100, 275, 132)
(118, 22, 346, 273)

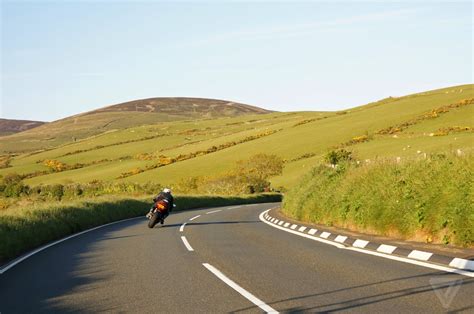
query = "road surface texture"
(1, 203, 473, 313)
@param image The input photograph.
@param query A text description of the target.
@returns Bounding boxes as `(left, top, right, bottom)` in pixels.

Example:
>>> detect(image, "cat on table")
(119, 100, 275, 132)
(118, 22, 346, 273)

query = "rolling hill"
(0, 98, 271, 153)
(0, 119, 45, 136)
(0, 84, 472, 189)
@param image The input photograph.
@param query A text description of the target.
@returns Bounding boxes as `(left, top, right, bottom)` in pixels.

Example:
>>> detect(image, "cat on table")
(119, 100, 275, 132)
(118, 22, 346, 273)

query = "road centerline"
(189, 215, 201, 221)
(202, 263, 278, 313)
(181, 236, 194, 251)
(207, 209, 222, 215)
(179, 223, 187, 232)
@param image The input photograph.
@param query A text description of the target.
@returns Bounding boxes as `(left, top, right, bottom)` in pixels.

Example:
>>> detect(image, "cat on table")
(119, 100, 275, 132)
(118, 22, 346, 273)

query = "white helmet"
(163, 188, 172, 194)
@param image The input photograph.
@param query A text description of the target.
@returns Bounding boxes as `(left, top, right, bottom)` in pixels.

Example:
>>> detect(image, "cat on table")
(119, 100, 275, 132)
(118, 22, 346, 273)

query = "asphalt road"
(1, 203, 473, 313)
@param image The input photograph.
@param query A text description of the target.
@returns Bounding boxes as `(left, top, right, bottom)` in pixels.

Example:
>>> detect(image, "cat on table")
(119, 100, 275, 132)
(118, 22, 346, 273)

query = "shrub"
(325, 149, 353, 165)
(1, 173, 29, 198)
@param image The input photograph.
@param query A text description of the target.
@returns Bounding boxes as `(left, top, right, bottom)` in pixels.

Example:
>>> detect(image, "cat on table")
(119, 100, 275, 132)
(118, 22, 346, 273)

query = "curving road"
(1, 203, 473, 313)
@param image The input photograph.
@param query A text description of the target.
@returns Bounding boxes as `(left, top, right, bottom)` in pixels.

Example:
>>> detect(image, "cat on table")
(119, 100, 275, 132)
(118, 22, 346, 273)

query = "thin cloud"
(185, 8, 418, 46)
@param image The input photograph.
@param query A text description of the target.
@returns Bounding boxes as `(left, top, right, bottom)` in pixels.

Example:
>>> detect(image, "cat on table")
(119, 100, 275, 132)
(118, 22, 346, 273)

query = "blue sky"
(1, 0, 472, 121)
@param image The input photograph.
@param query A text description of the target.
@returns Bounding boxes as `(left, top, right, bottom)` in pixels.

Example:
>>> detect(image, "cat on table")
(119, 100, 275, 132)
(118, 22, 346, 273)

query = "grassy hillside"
(282, 154, 473, 247)
(0, 84, 472, 191)
(0, 97, 271, 153)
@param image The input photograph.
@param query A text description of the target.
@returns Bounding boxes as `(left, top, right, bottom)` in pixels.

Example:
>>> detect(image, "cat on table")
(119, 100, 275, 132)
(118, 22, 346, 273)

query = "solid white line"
(320, 232, 331, 239)
(353, 239, 369, 248)
(408, 250, 432, 261)
(308, 228, 317, 235)
(189, 215, 201, 221)
(207, 209, 222, 214)
(202, 263, 278, 313)
(259, 210, 474, 278)
(180, 223, 187, 232)
(335, 235, 347, 243)
(377, 244, 397, 254)
(0, 216, 142, 275)
(181, 236, 194, 251)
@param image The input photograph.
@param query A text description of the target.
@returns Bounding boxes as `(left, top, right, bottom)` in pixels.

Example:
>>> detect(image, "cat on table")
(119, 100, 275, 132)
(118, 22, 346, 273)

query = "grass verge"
(282, 154, 473, 247)
(0, 193, 281, 265)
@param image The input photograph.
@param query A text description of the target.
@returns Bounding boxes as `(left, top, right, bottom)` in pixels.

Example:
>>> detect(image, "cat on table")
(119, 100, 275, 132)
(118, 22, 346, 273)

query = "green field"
(1, 84, 472, 191)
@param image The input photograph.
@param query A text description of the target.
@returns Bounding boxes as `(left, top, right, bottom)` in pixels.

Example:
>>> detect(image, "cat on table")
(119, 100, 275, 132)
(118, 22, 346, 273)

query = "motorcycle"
(146, 199, 175, 228)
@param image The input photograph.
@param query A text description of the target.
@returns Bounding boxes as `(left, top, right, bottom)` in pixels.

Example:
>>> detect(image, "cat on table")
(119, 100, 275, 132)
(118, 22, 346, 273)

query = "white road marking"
(181, 236, 194, 251)
(228, 206, 242, 210)
(298, 226, 307, 232)
(189, 215, 201, 221)
(377, 244, 397, 254)
(290, 224, 298, 230)
(180, 223, 187, 232)
(353, 239, 369, 248)
(284, 223, 290, 227)
(449, 258, 474, 271)
(278, 221, 284, 226)
(203, 263, 278, 313)
(0, 216, 142, 275)
(320, 232, 331, 239)
(308, 229, 317, 235)
(335, 235, 347, 243)
(207, 209, 222, 214)
(260, 209, 474, 278)
(408, 250, 432, 261)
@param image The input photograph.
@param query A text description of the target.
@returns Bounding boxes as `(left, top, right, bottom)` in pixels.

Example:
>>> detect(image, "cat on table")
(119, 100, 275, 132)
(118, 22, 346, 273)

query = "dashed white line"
(290, 224, 298, 230)
(228, 206, 242, 210)
(353, 239, 369, 248)
(320, 232, 331, 239)
(203, 263, 278, 313)
(179, 223, 187, 232)
(189, 215, 201, 221)
(181, 236, 194, 251)
(278, 221, 284, 226)
(335, 235, 347, 243)
(308, 228, 318, 235)
(377, 244, 397, 254)
(207, 209, 222, 214)
(260, 209, 474, 278)
(408, 250, 432, 261)
(298, 226, 307, 232)
(284, 223, 290, 227)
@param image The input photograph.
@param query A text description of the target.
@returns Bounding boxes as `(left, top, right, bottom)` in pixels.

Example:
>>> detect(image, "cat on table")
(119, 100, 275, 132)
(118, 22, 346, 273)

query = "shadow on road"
(233, 271, 474, 313)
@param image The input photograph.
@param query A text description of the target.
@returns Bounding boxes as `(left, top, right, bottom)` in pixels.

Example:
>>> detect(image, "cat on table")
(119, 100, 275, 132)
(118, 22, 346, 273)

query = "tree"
(235, 154, 284, 192)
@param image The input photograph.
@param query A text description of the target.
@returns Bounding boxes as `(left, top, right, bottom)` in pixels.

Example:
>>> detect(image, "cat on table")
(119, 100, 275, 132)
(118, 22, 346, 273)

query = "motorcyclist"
(147, 188, 174, 224)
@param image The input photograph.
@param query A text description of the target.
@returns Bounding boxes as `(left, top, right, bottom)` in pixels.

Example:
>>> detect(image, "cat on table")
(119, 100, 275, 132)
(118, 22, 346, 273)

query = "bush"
(0, 173, 29, 198)
(325, 149, 353, 165)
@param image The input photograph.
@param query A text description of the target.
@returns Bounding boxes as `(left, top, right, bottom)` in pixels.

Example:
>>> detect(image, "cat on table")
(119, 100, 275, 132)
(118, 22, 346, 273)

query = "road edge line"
(0, 216, 142, 275)
(259, 209, 474, 278)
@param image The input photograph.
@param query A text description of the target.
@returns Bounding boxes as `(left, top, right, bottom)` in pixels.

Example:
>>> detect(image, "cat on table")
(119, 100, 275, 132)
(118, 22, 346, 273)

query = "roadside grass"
(282, 154, 473, 247)
(0, 193, 281, 264)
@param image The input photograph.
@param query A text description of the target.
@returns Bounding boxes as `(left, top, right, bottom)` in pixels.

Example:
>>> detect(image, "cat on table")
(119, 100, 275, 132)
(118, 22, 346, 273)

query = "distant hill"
(0, 97, 272, 153)
(0, 119, 45, 136)
(88, 97, 271, 117)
